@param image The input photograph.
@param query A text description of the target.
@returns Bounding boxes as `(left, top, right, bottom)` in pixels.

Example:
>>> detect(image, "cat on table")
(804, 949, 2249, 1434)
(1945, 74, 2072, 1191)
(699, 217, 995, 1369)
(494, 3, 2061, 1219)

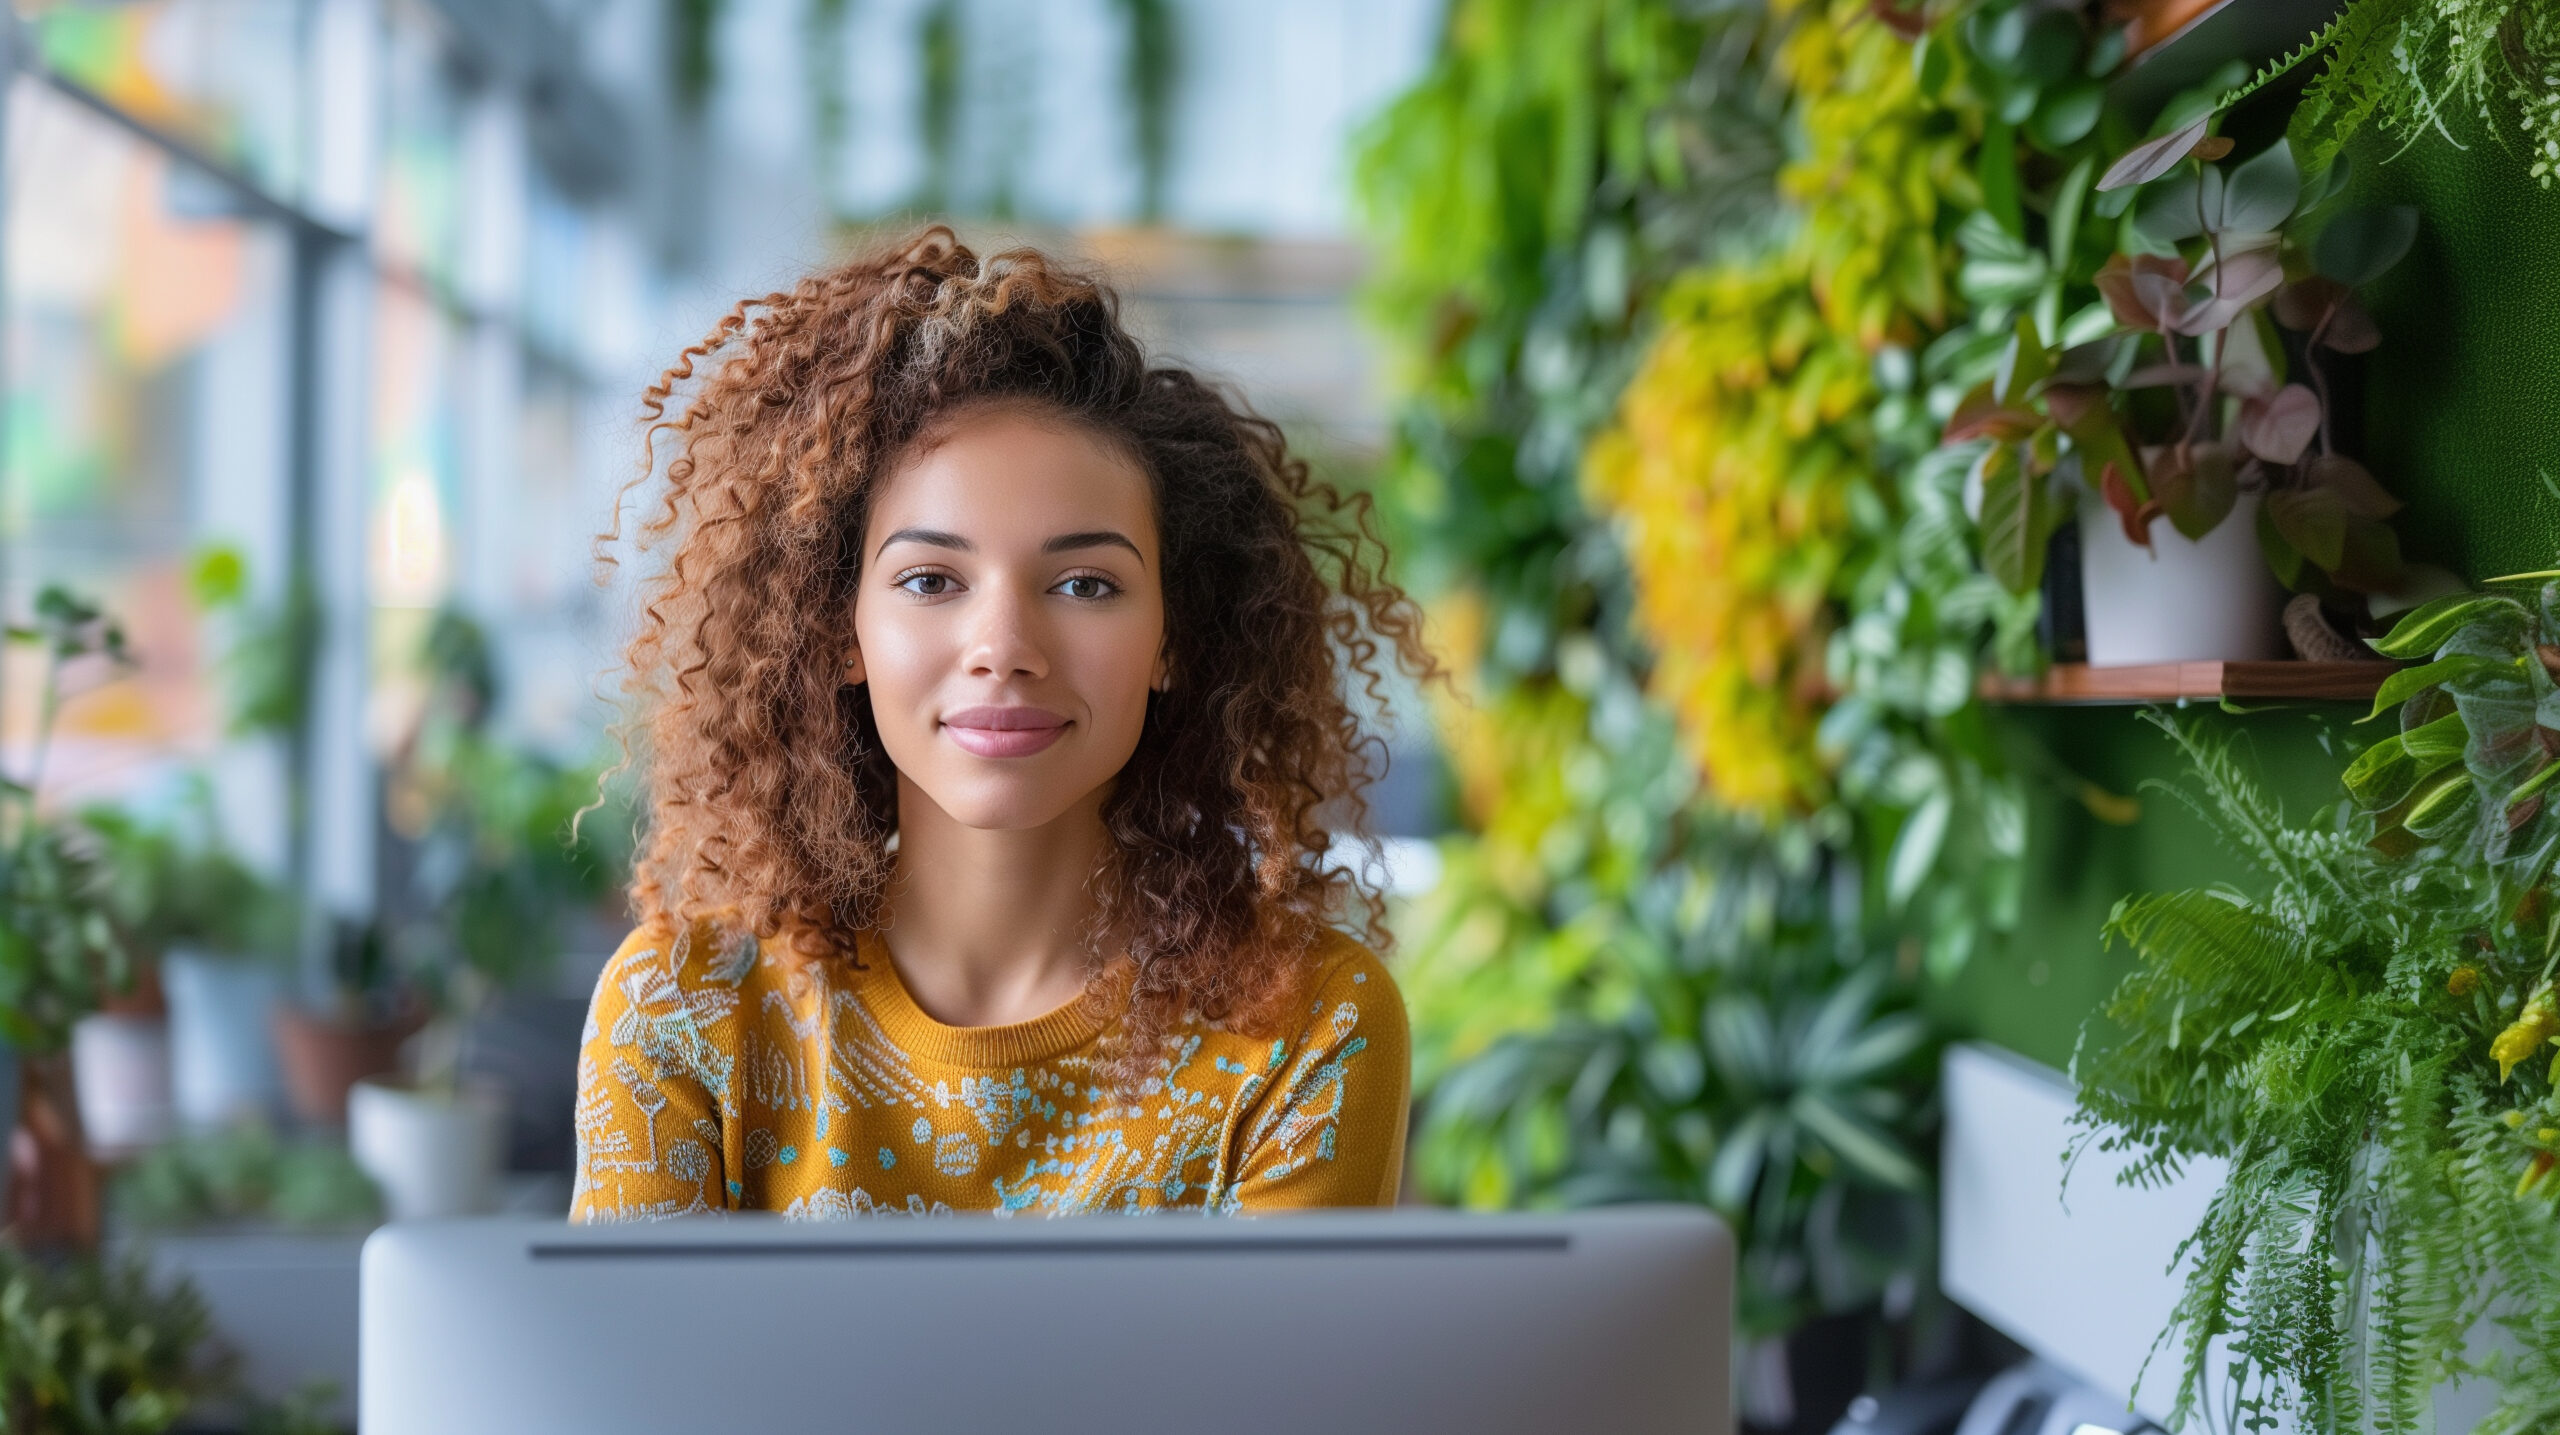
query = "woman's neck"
(876, 776, 1112, 1029)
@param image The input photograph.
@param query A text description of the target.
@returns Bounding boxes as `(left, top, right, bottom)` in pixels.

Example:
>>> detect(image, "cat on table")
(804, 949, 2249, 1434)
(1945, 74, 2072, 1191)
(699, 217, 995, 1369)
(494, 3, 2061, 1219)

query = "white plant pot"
(2078, 488, 2284, 666)
(70, 1013, 172, 1156)
(164, 950, 285, 1130)
(349, 1078, 505, 1221)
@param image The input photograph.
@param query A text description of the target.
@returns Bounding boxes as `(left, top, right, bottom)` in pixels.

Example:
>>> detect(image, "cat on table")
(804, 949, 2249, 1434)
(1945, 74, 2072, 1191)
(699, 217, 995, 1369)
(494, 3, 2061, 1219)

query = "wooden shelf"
(1979, 660, 2398, 705)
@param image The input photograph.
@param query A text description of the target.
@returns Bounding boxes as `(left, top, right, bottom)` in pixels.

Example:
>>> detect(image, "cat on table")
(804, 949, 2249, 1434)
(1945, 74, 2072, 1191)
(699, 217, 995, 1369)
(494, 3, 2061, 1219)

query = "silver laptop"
(361, 1206, 1732, 1434)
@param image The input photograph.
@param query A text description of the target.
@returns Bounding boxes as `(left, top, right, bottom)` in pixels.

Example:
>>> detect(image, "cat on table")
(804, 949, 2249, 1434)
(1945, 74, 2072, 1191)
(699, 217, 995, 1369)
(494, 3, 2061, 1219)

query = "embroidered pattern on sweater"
(570, 932, 1403, 1222)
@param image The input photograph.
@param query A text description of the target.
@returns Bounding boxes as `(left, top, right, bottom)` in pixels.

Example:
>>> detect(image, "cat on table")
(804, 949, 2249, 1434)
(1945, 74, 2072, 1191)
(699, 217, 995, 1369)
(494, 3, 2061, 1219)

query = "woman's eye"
(898, 572, 955, 597)
(1056, 575, 1115, 600)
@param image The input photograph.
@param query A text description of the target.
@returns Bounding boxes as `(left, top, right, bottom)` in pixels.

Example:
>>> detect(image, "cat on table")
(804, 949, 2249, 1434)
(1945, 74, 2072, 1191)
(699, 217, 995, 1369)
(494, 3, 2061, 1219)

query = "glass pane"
(18, 0, 313, 205)
(377, 1, 467, 292)
(2, 76, 293, 802)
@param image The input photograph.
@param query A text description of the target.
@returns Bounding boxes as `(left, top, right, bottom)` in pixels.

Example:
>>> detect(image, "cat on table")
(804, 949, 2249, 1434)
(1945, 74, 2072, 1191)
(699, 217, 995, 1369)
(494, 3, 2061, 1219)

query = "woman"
(571, 229, 1431, 1220)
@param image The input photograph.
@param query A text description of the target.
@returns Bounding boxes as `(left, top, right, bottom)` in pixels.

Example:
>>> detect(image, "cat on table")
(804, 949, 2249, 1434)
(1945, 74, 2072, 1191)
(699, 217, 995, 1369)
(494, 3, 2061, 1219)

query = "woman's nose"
(963, 586, 1048, 679)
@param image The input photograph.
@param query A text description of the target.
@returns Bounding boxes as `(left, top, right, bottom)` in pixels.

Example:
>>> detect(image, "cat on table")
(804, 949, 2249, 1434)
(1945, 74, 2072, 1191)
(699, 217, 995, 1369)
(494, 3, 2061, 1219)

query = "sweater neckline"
(845, 931, 1123, 1069)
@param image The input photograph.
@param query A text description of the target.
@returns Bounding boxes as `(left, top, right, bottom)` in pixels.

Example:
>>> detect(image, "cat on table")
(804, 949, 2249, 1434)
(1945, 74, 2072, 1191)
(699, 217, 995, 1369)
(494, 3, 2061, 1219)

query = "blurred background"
(4, 0, 2556, 1431)
(0, 0, 1466, 1423)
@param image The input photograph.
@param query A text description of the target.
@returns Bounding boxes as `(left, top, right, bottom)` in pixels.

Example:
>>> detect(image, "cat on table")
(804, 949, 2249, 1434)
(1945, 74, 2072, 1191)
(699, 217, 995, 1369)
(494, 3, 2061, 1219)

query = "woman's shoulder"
(1281, 929, 1407, 1055)
(588, 921, 779, 1030)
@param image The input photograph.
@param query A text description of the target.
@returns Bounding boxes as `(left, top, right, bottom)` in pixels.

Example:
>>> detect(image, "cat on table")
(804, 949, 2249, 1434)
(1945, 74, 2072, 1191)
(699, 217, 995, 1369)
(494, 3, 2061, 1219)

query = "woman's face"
(850, 407, 1166, 832)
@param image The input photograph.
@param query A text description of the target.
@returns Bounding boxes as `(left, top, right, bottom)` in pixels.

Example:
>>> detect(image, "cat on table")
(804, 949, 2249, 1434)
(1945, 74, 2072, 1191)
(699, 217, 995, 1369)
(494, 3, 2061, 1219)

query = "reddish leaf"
(2273, 276, 2347, 331)
(2322, 298, 2381, 353)
(2122, 363, 2209, 389)
(2042, 382, 2102, 428)
(2240, 384, 2321, 465)
(2512, 794, 2545, 833)
(2306, 453, 2402, 519)
(2329, 517, 2407, 592)
(1943, 383, 2040, 443)
(1867, 0, 1926, 39)
(2100, 116, 2213, 191)
(2100, 461, 2157, 547)
(2172, 247, 2284, 335)
(2094, 253, 2192, 332)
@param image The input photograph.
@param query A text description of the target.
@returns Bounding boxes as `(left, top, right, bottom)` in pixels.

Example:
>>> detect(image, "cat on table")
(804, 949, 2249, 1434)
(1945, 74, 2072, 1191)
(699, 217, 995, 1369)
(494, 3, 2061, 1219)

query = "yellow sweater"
(570, 925, 1409, 1220)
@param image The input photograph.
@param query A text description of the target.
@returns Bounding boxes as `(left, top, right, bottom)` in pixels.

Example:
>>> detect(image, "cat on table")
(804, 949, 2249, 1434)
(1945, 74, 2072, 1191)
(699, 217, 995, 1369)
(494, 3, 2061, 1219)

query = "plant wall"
(1357, 0, 1945, 1356)
(1363, 0, 2555, 1418)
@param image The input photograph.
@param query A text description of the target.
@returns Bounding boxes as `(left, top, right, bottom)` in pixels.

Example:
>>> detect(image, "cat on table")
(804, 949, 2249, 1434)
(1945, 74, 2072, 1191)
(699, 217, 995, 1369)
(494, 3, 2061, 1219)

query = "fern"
(2282, 0, 2560, 181)
(2074, 715, 2560, 1432)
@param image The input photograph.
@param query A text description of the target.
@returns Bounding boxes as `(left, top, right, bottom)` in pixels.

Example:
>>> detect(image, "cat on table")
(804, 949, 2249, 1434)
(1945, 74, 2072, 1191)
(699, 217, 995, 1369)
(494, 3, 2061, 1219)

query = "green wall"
(1935, 706, 2358, 1071)
(2356, 108, 2560, 582)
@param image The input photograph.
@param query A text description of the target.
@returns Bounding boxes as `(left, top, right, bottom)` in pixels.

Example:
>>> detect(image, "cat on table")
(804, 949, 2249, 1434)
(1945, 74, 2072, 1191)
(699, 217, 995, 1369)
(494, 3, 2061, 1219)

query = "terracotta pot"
(8, 1051, 99, 1250)
(272, 1003, 426, 1127)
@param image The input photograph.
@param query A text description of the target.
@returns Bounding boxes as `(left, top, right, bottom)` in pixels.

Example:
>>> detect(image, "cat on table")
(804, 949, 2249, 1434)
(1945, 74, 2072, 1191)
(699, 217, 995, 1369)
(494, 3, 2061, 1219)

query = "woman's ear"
(844, 647, 867, 685)
(1150, 649, 1170, 693)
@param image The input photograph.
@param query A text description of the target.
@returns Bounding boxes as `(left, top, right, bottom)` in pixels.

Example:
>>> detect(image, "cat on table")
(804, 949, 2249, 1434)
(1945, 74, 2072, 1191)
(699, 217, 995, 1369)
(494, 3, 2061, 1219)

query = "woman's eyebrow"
(1043, 530, 1144, 564)
(875, 527, 972, 560)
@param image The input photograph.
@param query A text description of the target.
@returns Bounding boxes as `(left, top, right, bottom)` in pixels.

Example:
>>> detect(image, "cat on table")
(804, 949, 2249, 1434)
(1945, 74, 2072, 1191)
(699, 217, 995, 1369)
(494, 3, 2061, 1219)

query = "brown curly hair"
(607, 227, 1433, 1068)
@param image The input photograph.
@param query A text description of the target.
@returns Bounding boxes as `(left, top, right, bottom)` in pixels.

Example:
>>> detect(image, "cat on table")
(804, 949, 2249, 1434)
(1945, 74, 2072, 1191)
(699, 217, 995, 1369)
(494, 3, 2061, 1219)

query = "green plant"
(0, 589, 139, 1055)
(1401, 677, 1936, 1339)
(185, 546, 318, 745)
(2224, 0, 2560, 183)
(111, 1124, 380, 1232)
(1982, 123, 2424, 610)
(2345, 582, 2560, 864)
(0, 1247, 216, 1433)
(2075, 704, 2560, 1434)
(77, 787, 294, 966)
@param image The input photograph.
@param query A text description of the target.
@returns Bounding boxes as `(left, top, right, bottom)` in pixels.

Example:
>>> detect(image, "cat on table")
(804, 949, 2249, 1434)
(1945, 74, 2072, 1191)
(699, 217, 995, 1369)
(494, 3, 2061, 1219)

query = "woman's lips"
(940, 706, 1070, 758)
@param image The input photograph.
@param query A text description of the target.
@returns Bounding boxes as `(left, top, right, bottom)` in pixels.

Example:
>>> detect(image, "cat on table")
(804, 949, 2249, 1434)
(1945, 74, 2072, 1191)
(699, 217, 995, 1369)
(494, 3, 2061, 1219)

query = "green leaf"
(2402, 710, 2470, 764)
(1706, 1107, 1774, 1213)
(1978, 121, 2023, 236)
(2314, 206, 2419, 286)
(2343, 713, 2467, 811)
(2368, 593, 2513, 659)
(1886, 791, 1951, 911)
(1977, 444, 2056, 595)
(2266, 486, 2347, 572)
(2133, 169, 2216, 244)
(2031, 82, 2105, 150)
(2360, 655, 2506, 722)
(2403, 767, 2478, 839)
(2047, 154, 2096, 266)
(2218, 139, 2301, 234)
(1790, 1090, 1924, 1191)
(1994, 316, 2053, 405)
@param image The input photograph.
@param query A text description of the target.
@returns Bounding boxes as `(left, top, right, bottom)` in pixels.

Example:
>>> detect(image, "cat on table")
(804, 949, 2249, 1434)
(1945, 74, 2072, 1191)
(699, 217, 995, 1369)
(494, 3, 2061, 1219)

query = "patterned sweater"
(570, 925, 1409, 1220)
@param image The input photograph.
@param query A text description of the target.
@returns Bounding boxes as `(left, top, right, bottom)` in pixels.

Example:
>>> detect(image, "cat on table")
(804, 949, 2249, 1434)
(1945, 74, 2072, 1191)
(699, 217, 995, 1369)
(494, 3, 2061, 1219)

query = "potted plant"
(348, 611, 628, 1218)
(269, 917, 424, 1129)
(1949, 114, 2436, 664)
(0, 588, 144, 1247)
(79, 787, 298, 1140)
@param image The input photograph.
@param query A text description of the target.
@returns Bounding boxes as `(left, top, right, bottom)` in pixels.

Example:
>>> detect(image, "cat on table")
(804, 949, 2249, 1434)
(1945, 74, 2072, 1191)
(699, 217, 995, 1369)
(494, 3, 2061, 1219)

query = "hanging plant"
(2074, 576, 2560, 1432)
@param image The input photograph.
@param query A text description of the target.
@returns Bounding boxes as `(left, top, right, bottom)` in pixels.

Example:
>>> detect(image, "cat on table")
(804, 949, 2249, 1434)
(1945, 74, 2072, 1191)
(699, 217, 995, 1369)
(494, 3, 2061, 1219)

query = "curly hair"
(606, 227, 1433, 1072)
